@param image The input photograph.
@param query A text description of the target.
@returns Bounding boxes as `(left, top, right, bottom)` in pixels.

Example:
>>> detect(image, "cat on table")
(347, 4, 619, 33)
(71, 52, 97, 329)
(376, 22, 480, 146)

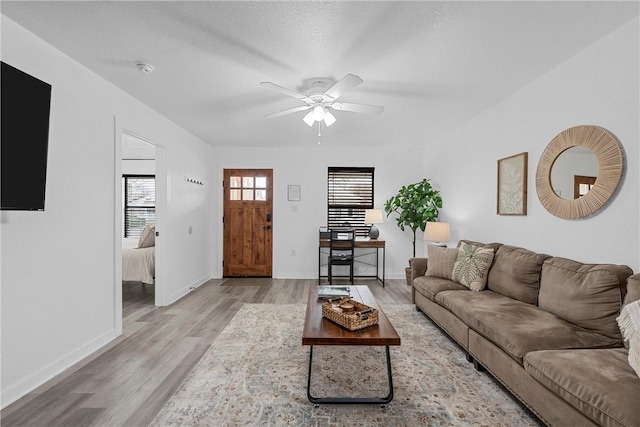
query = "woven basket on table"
(321, 298, 379, 331)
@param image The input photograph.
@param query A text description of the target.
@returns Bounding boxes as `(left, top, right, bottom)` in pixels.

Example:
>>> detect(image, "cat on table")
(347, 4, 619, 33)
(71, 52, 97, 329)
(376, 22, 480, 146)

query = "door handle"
(265, 225, 272, 230)
(266, 213, 272, 222)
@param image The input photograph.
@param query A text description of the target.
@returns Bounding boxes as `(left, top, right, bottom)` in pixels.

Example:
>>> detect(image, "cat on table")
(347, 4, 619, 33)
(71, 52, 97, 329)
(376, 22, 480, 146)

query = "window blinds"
(327, 167, 374, 237)
(123, 175, 156, 238)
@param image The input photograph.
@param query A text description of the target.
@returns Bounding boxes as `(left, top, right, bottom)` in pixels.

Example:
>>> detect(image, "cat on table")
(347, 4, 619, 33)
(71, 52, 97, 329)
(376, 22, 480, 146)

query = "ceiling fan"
(260, 73, 384, 128)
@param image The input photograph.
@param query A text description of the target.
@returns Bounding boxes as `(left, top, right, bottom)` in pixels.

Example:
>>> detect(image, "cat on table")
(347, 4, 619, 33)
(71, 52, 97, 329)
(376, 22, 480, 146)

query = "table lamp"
(364, 209, 384, 239)
(424, 222, 450, 247)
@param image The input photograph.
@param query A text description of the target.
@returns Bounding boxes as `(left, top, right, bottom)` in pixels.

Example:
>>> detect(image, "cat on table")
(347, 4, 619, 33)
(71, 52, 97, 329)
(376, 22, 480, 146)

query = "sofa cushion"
(425, 246, 458, 280)
(524, 348, 640, 427)
(414, 276, 467, 302)
(452, 242, 495, 291)
(435, 290, 620, 365)
(486, 245, 550, 305)
(539, 257, 633, 342)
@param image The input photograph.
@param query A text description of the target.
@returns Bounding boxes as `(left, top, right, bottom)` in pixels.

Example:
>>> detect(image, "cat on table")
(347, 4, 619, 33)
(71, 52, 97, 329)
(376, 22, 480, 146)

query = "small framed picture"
(287, 184, 301, 201)
(497, 152, 528, 215)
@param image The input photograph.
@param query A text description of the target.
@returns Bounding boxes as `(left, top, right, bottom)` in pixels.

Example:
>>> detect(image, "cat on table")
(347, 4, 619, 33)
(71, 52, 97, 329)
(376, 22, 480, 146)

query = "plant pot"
(405, 266, 412, 286)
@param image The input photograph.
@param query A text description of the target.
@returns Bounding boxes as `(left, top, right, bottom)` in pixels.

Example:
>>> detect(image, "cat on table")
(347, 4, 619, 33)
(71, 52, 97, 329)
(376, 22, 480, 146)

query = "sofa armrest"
(409, 257, 428, 304)
(409, 257, 428, 277)
(624, 273, 640, 306)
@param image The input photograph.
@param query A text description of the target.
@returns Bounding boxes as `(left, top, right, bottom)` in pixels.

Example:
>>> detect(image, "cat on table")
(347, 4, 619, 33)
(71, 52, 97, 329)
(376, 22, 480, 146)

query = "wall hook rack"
(185, 176, 204, 186)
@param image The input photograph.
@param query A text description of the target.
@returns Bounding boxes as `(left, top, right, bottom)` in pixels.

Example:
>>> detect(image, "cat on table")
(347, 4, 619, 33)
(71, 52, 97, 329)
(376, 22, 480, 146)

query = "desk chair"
(328, 228, 355, 285)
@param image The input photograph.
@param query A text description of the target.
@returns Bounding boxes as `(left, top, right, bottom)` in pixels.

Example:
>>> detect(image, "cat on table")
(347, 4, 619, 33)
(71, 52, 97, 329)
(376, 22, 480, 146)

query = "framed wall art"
(497, 152, 528, 215)
(287, 184, 301, 201)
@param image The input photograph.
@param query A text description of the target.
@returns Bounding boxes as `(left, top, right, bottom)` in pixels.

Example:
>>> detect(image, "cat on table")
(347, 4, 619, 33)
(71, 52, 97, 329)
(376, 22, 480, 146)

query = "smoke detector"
(136, 62, 154, 74)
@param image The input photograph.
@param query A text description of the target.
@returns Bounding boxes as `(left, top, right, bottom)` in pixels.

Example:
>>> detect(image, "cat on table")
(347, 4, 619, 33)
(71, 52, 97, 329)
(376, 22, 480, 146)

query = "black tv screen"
(1, 61, 52, 211)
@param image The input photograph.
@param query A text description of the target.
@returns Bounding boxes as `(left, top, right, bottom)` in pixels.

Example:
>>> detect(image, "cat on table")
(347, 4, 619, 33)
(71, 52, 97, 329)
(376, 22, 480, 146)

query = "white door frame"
(113, 119, 167, 334)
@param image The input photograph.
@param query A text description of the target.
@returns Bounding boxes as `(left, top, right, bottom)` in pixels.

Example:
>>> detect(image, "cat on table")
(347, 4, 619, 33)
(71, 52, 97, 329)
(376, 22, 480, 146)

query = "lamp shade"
(425, 222, 450, 243)
(302, 111, 315, 127)
(323, 110, 336, 127)
(364, 209, 384, 224)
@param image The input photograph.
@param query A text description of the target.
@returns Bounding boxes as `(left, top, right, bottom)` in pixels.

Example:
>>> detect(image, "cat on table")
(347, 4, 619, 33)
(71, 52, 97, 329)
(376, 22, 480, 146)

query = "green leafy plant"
(384, 178, 443, 257)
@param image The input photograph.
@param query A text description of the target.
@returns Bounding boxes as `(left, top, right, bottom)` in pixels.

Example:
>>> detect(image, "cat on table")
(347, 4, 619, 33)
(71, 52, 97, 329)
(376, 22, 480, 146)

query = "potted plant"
(384, 178, 443, 284)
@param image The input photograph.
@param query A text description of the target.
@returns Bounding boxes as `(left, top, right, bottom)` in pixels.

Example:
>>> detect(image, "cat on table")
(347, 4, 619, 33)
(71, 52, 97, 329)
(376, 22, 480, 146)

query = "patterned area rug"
(150, 304, 542, 426)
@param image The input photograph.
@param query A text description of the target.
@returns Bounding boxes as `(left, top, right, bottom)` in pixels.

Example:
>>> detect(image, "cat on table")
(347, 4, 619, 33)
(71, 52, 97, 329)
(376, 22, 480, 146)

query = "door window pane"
(228, 174, 268, 201)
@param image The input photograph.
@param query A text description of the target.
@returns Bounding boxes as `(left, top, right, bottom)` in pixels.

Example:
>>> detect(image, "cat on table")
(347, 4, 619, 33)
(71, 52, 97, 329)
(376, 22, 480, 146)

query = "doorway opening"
(116, 130, 166, 315)
(121, 133, 156, 311)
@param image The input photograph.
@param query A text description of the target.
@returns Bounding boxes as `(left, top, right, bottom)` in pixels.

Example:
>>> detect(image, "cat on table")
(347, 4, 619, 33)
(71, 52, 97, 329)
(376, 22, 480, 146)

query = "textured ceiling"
(2, 1, 638, 148)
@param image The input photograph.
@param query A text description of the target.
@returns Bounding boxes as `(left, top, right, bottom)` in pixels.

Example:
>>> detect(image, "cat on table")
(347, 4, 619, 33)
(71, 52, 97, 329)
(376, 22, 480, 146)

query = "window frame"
(327, 167, 374, 237)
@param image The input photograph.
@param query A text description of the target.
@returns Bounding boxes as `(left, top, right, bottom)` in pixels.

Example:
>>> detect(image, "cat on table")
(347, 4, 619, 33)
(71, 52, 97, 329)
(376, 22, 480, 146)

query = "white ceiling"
(2, 1, 637, 148)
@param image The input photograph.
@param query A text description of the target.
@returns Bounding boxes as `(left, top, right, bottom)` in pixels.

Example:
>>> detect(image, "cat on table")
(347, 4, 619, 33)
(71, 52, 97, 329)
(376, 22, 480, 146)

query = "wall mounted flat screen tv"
(1, 61, 52, 211)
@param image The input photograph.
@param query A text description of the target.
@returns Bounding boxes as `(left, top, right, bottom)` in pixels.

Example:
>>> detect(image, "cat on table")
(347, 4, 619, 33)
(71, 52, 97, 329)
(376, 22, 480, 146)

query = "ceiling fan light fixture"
(260, 73, 383, 131)
(323, 110, 336, 127)
(302, 111, 315, 127)
(312, 105, 325, 121)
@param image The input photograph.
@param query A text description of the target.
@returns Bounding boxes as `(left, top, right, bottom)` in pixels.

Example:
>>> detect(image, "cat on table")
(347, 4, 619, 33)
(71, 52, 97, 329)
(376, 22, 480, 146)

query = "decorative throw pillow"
(138, 225, 156, 248)
(425, 246, 459, 280)
(617, 300, 640, 378)
(452, 242, 495, 291)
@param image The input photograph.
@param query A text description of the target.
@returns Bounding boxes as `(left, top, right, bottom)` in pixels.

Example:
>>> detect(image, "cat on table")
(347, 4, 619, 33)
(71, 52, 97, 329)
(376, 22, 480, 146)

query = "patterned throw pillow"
(425, 246, 459, 280)
(138, 225, 156, 248)
(452, 242, 495, 291)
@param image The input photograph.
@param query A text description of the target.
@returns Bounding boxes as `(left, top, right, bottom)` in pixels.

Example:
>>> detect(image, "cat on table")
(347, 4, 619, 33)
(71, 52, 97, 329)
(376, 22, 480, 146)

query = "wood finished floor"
(1, 278, 411, 427)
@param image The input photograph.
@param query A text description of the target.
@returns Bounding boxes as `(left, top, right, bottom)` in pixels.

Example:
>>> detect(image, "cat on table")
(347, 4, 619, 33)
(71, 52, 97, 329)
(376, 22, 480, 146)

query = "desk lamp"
(364, 209, 384, 239)
(425, 222, 450, 247)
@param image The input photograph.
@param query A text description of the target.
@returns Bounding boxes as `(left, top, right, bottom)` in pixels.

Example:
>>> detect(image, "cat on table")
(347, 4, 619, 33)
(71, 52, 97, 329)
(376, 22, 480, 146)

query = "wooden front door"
(223, 169, 273, 277)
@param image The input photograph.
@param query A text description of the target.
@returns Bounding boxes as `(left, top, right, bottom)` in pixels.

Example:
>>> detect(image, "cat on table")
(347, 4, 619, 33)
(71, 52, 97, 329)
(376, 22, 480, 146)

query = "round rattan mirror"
(536, 125, 623, 219)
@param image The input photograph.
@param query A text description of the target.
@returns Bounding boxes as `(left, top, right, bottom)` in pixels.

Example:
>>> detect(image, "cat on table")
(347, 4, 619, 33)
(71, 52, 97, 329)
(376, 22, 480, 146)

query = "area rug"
(149, 304, 542, 426)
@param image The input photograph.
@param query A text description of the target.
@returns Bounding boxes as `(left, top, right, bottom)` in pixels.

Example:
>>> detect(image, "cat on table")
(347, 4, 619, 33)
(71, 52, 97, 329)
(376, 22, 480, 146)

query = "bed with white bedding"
(122, 236, 155, 284)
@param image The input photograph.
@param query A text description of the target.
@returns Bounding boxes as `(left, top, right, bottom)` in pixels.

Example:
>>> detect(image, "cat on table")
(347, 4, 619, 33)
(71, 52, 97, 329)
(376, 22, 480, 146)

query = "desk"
(319, 238, 385, 286)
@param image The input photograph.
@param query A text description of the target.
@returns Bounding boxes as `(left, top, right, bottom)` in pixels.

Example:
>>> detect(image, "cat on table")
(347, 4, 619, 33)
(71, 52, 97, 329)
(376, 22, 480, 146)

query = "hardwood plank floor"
(1, 278, 411, 427)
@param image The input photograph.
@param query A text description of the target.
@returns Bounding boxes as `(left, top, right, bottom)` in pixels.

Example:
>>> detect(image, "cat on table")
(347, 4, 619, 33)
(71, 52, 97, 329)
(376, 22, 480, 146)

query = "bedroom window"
(327, 167, 374, 237)
(123, 175, 155, 238)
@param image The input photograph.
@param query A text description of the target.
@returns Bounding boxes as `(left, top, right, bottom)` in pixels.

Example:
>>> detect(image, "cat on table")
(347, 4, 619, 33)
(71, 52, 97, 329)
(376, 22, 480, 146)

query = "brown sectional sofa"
(410, 240, 640, 427)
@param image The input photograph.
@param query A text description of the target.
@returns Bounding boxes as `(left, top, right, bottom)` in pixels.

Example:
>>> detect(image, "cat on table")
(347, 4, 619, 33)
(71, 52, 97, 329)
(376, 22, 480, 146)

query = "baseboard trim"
(166, 273, 213, 306)
(1, 329, 118, 409)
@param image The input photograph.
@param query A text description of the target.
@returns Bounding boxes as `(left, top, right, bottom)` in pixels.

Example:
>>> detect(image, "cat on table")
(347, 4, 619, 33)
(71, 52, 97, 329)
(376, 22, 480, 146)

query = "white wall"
(425, 18, 639, 272)
(0, 16, 214, 407)
(211, 145, 427, 279)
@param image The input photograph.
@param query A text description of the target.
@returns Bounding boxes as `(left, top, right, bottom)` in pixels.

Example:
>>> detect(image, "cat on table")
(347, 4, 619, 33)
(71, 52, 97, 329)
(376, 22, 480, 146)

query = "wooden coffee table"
(302, 285, 401, 404)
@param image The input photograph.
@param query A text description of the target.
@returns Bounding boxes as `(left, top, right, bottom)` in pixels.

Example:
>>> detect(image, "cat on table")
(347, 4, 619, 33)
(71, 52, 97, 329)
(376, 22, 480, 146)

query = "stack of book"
(317, 286, 351, 299)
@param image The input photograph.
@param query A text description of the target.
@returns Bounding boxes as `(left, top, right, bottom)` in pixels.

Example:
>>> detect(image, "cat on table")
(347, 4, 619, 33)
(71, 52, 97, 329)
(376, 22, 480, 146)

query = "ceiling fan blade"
(324, 74, 363, 100)
(264, 105, 311, 119)
(260, 82, 311, 103)
(330, 102, 384, 114)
